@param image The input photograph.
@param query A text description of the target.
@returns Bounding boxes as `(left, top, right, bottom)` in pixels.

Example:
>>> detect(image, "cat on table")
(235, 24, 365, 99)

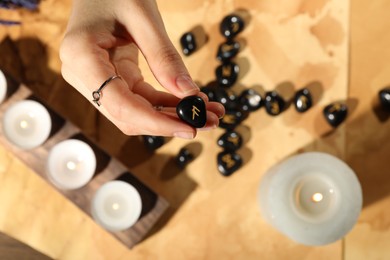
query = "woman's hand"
(60, 0, 224, 139)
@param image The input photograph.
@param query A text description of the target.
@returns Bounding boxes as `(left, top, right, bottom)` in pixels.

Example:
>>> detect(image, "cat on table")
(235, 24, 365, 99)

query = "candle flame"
(20, 120, 29, 129)
(112, 203, 120, 210)
(312, 193, 323, 203)
(66, 161, 77, 171)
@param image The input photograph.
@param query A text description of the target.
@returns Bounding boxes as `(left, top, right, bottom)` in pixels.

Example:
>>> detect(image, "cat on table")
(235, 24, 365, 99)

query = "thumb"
(118, 1, 199, 98)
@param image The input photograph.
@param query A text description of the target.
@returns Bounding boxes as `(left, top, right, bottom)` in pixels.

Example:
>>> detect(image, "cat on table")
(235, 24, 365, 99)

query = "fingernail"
(197, 92, 209, 102)
(217, 106, 225, 119)
(174, 131, 195, 139)
(176, 75, 199, 95)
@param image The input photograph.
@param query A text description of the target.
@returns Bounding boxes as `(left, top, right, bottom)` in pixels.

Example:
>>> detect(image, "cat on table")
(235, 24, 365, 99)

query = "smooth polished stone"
(180, 32, 197, 56)
(143, 135, 165, 151)
(220, 14, 245, 39)
(264, 91, 285, 116)
(214, 87, 238, 109)
(239, 88, 263, 112)
(379, 87, 390, 110)
(216, 62, 239, 88)
(216, 40, 240, 62)
(217, 130, 243, 151)
(175, 147, 194, 169)
(200, 81, 221, 102)
(323, 102, 348, 127)
(294, 88, 313, 113)
(177, 95, 207, 128)
(219, 109, 245, 130)
(217, 150, 243, 176)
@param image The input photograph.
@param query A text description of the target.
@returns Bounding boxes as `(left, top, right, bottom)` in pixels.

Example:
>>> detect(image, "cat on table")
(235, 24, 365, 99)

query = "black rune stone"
(177, 95, 207, 128)
(180, 32, 197, 56)
(239, 88, 263, 112)
(216, 40, 240, 62)
(264, 91, 285, 116)
(220, 14, 245, 39)
(200, 86, 216, 102)
(294, 88, 313, 113)
(216, 61, 239, 88)
(214, 88, 238, 110)
(175, 148, 194, 169)
(143, 135, 165, 151)
(217, 150, 243, 176)
(217, 130, 243, 151)
(219, 109, 244, 130)
(323, 102, 348, 127)
(379, 87, 390, 110)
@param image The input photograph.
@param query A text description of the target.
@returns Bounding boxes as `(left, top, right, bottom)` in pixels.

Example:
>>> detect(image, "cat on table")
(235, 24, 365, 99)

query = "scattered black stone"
(175, 147, 194, 169)
(294, 88, 313, 113)
(177, 95, 207, 128)
(219, 109, 245, 130)
(214, 87, 238, 110)
(264, 91, 285, 116)
(142, 135, 165, 151)
(180, 32, 197, 56)
(379, 87, 390, 110)
(239, 88, 263, 112)
(215, 61, 239, 88)
(216, 40, 240, 62)
(323, 102, 348, 127)
(217, 130, 243, 151)
(200, 85, 217, 102)
(217, 150, 243, 176)
(220, 14, 245, 39)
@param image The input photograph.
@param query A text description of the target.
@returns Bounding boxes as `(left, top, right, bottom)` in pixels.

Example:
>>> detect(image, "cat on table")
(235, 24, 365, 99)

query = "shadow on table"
(287, 93, 390, 210)
(0, 36, 200, 243)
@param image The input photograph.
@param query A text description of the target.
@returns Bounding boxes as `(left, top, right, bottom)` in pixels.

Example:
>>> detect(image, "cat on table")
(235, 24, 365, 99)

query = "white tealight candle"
(91, 180, 142, 232)
(46, 139, 96, 190)
(258, 152, 362, 246)
(0, 69, 7, 104)
(2, 100, 52, 149)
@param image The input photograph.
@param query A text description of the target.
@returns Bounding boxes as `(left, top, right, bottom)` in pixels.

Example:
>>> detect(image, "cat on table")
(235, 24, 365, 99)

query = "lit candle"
(0, 69, 7, 104)
(91, 180, 142, 232)
(2, 100, 52, 149)
(258, 152, 362, 246)
(46, 139, 96, 190)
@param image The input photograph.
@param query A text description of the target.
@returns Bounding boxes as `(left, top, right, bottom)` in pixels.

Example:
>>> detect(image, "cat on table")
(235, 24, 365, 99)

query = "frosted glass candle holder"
(0, 69, 7, 104)
(91, 180, 142, 232)
(46, 139, 96, 190)
(258, 152, 362, 246)
(2, 100, 52, 149)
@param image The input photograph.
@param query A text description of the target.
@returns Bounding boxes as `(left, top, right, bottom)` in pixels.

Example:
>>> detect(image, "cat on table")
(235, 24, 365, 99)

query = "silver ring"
(92, 75, 121, 106)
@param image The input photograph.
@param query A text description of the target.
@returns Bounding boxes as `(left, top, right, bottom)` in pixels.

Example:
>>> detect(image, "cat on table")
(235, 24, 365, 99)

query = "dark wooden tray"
(0, 84, 169, 249)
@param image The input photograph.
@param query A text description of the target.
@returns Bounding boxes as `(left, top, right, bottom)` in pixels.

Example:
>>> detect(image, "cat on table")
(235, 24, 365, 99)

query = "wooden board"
(0, 232, 52, 260)
(0, 85, 169, 249)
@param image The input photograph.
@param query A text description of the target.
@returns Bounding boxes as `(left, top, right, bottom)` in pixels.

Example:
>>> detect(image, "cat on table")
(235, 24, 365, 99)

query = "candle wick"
(312, 193, 323, 203)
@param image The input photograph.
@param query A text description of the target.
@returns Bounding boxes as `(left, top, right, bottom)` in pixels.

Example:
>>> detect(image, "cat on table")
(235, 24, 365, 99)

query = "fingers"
(60, 34, 197, 138)
(60, 0, 226, 138)
(117, 0, 200, 99)
(157, 102, 224, 119)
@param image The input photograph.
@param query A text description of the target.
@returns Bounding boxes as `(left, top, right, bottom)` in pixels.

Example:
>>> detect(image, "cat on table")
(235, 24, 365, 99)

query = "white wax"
(91, 180, 142, 232)
(2, 100, 52, 149)
(0, 69, 7, 104)
(46, 139, 96, 190)
(258, 152, 362, 246)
